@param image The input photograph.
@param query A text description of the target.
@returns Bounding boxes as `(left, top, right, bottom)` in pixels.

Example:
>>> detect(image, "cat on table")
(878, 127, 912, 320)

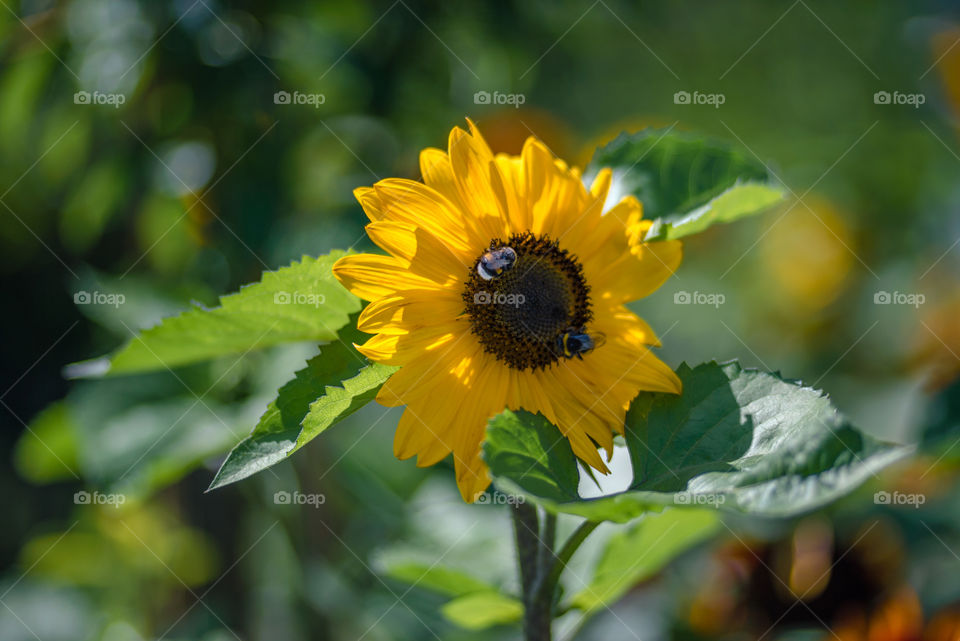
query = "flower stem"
(512, 502, 540, 598)
(512, 504, 601, 641)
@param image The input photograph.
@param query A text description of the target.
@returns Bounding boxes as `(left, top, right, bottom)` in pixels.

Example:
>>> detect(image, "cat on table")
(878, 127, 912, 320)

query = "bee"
(555, 327, 605, 360)
(477, 246, 517, 280)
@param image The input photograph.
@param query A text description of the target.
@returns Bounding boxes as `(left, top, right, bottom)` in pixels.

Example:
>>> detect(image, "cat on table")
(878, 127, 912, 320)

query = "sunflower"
(333, 120, 682, 502)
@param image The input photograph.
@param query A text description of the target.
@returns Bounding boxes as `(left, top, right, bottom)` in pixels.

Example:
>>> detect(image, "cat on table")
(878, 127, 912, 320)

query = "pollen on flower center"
(463, 232, 592, 370)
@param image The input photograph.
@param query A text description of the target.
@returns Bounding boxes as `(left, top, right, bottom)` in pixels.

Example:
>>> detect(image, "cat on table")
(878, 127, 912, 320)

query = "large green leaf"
(644, 182, 784, 241)
(482, 409, 581, 503)
(569, 508, 718, 612)
(71, 252, 360, 376)
(485, 362, 910, 523)
(588, 129, 783, 238)
(207, 335, 396, 490)
(441, 592, 524, 630)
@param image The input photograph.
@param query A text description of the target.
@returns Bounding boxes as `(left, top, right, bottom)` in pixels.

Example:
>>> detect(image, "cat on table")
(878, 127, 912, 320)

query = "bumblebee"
(477, 246, 517, 280)
(555, 327, 605, 360)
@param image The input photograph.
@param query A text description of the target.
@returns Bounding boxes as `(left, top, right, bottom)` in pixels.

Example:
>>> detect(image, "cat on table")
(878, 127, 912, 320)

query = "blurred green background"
(3, 1, 960, 640)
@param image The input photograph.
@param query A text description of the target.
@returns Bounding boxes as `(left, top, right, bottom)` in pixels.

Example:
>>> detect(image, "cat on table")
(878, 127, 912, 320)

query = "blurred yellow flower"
(761, 197, 854, 312)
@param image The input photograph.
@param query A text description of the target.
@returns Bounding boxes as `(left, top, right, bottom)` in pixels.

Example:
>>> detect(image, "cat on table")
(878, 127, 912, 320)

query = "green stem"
(512, 502, 552, 641)
(511, 505, 602, 641)
(512, 501, 540, 597)
(536, 520, 600, 604)
(537, 511, 557, 576)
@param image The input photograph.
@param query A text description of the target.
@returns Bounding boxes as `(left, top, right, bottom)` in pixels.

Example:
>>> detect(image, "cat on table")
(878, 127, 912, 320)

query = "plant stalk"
(512, 504, 601, 641)
(512, 502, 552, 641)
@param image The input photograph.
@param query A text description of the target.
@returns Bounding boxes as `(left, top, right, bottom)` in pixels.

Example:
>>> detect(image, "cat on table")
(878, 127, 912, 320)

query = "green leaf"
(589, 129, 769, 218)
(13, 401, 80, 484)
(293, 361, 397, 453)
(486, 361, 910, 523)
(382, 561, 496, 597)
(441, 592, 524, 630)
(12, 370, 247, 498)
(207, 334, 396, 490)
(87, 398, 243, 497)
(569, 508, 718, 612)
(70, 252, 361, 376)
(626, 362, 907, 500)
(644, 182, 784, 241)
(483, 409, 581, 503)
(588, 129, 784, 238)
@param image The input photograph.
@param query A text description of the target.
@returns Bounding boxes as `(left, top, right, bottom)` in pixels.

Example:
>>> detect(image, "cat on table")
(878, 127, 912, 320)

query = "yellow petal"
(354, 186, 385, 221)
(590, 234, 683, 304)
(448, 125, 507, 241)
(372, 178, 478, 257)
(357, 324, 459, 365)
(420, 147, 467, 213)
(589, 167, 612, 203)
(333, 253, 440, 301)
(594, 305, 662, 348)
(494, 153, 529, 232)
(358, 290, 464, 335)
(365, 220, 468, 286)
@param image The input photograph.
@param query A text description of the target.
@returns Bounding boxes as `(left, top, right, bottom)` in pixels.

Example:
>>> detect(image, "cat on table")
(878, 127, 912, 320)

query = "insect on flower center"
(463, 232, 592, 370)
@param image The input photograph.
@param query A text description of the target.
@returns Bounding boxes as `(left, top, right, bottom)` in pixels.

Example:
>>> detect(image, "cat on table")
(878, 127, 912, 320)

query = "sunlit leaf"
(569, 508, 718, 612)
(69, 252, 360, 376)
(588, 129, 783, 238)
(644, 182, 784, 241)
(441, 591, 524, 630)
(208, 333, 395, 491)
(13, 402, 80, 484)
(382, 561, 496, 597)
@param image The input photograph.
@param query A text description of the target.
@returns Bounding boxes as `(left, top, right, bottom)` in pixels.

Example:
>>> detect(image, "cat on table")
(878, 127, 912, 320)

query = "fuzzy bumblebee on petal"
(333, 120, 682, 502)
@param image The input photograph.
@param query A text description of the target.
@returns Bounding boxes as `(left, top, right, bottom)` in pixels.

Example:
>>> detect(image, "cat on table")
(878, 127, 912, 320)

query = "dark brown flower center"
(463, 232, 592, 370)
